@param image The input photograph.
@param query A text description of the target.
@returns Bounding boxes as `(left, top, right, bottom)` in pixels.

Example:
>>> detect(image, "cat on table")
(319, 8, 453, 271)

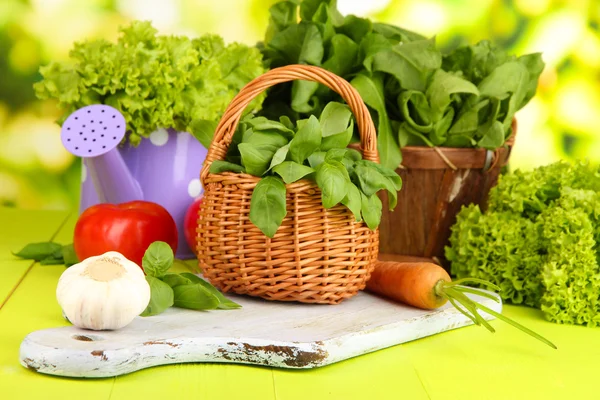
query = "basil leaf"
(517, 53, 544, 108)
(62, 244, 79, 267)
(361, 192, 383, 230)
(239, 143, 275, 176)
(398, 121, 434, 147)
(173, 284, 220, 310)
(291, 80, 321, 113)
(316, 160, 350, 208)
(179, 272, 204, 284)
(355, 161, 398, 210)
(289, 115, 321, 164)
(273, 162, 315, 184)
(189, 119, 218, 149)
(320, 120, 354, 151)
(161, 273, 193, 288)
(337, 14, 372, 43)
(398, 90, 433, 134)
(179, 273, 241, 310)
(13, 242, 62, 261)
(372, 22, 426, 42)
(242, 128, 289, 150)
(322, 34, 359, 77)
(341, 183, 363, 222)
(351, 73, 401, 170)
(299, 24, 325, 65)
(142, 241, 174, 278)
(325, 148, 348, 161)
(342, 157, 356, 176)
(245, 116, 295, 139)
(266, 1, 297, 33)
(345, 149, 363, 161)
(40, 257, 64, 266)
(449, 98, 490, 136)
(368, 38, 442, 92)
(320, 102, 353, 137)
(210, 160, 246, 174)
(279, 115, 295, 131)
(477, 120, 505, 150)
(141, 276, 174, 317)
(359, 161, 402, 191)
(445, 135, 476, 147)
(249, 176, 288, 238)
(360, 32, 395, 72)
(268, 143, 290, 171)
(307, 151, 327, 168)
(426, 69, 479, 122)
(431, 108, 455, 146)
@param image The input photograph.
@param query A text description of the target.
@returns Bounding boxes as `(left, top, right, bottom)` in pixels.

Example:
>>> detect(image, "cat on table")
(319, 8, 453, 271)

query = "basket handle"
(201, 65, 378, 185)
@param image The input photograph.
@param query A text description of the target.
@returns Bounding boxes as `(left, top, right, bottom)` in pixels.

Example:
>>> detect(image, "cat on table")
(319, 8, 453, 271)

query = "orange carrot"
(367, 262, 451, 310)
(366, 261, 557, 349)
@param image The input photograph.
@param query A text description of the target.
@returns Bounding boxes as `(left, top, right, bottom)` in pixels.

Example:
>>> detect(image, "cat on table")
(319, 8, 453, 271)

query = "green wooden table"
(0, 207, 596, 399)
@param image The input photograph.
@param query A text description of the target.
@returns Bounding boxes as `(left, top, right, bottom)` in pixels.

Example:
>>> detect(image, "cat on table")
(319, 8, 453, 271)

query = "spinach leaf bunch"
(259, 0, 544, 170)
(209, 101, 402, 237)
(446, 161, 600, 326)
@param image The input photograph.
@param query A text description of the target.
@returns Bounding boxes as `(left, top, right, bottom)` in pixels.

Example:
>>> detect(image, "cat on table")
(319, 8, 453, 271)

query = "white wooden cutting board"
(20, 290, 501, 378)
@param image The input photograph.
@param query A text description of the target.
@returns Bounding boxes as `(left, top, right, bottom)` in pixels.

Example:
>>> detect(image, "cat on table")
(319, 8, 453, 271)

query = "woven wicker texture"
(197, 65, 379, 304)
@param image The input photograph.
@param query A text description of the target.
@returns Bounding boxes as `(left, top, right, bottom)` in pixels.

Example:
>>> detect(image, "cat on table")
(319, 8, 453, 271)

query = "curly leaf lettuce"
(447, 160, 600, 327)
(446, 204, 544, 307)
(538, 205, 600, 326)
(35, 21, 266, 146)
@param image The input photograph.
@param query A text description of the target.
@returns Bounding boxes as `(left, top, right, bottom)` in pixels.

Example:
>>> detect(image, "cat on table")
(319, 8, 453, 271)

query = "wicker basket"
(196, 65, 380, 305)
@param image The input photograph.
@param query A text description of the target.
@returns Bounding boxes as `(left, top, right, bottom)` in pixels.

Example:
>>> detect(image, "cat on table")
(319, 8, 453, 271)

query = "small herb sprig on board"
(141, 241, 240, 316)
(209, 101, 402, 237)
(13, 242, 79, 266)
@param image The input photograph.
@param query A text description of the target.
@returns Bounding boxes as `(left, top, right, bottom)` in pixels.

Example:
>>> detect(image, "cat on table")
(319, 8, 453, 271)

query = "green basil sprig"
(141, 241, 241, 316)
(13, 242, 79, 266)
(209, 101, 403, 238)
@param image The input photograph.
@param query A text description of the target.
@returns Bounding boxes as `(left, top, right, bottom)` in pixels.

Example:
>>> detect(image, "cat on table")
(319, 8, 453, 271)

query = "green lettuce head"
(34, 21, 267, 147)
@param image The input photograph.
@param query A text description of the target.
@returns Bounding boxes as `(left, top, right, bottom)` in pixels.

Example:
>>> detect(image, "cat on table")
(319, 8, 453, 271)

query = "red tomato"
(184, 196, 203, 256)
(74, 200, 178, 268)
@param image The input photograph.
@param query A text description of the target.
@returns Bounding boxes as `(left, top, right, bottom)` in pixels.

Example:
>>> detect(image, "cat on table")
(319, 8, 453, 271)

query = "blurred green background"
(1, 0, 599, 210)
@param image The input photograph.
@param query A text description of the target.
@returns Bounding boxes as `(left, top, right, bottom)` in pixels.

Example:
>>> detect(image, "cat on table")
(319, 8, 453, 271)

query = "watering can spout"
(61, 105, 143, 204)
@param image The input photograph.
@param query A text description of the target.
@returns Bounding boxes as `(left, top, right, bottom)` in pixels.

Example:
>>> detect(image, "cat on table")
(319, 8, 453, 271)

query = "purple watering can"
(61, 105, 207, 259)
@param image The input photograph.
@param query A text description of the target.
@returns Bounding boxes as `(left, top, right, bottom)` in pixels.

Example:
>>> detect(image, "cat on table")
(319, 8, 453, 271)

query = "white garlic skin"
(56, 251, 150, 331)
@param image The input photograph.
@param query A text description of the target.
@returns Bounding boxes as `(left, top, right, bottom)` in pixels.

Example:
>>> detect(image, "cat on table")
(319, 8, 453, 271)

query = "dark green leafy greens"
(141, 241, 241, 316)
(34, 21, 266, 147)
(446, 161, 600, 327)
(259, 0, 544, 169)
(209, 101, 402, 237)
(13, 242, 79, 267)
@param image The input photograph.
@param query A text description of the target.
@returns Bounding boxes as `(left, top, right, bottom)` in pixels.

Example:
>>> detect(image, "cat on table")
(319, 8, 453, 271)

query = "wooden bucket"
(378, 120, 517, 267)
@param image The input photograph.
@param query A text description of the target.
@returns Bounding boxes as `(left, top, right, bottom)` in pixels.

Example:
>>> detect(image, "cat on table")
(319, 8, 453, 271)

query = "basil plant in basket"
(210, 101, 402, 237)
(259, 0, 545, 170)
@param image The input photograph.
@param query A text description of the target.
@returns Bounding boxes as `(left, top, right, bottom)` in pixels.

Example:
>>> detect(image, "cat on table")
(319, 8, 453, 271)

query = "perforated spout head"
(61, 105, 127, 157)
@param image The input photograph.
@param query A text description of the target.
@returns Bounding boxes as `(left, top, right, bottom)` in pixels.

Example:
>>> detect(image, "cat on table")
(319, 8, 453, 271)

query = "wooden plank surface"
(0, 209, 69, 309)
(0, 208, 69, 261)
(2, 207, 600, 400)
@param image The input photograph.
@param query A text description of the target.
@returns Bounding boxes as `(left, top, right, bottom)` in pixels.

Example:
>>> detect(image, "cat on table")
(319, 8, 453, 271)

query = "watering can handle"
(200, 65, 379, 186)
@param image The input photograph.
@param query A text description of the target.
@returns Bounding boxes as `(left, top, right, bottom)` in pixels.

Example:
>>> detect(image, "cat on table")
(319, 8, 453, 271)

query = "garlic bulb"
(56, 251, 151, 330)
